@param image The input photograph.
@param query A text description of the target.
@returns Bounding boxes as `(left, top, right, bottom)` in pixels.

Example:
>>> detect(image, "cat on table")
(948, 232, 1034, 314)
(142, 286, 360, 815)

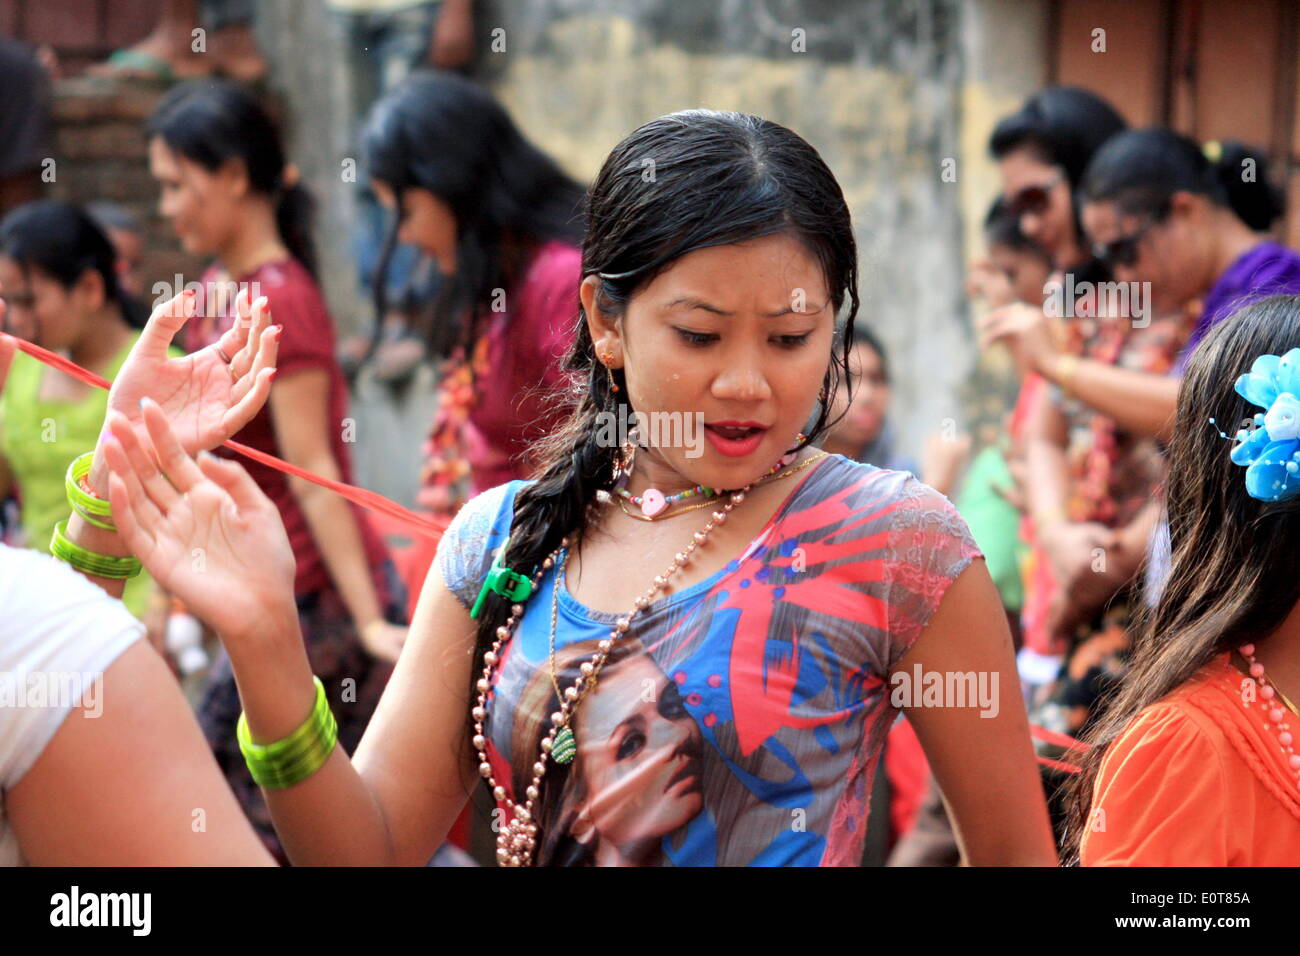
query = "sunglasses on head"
(1007, 170, 1064, 218)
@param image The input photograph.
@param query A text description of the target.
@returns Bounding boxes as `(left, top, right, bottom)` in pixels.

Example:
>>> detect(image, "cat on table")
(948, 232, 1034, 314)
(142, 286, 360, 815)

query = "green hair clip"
(470, 536, 535, 619)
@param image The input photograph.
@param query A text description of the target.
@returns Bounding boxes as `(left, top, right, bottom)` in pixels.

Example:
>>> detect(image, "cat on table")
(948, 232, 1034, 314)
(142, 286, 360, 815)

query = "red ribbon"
(10, 336, 448, 540)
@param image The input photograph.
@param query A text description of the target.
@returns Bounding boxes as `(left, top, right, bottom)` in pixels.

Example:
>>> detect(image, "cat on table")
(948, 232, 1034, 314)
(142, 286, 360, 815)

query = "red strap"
(1030, 723, 1092, 753)
(12, 336, 449, 540)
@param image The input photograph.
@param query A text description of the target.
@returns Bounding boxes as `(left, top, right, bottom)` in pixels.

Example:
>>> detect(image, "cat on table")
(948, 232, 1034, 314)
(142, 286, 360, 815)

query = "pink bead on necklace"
(1238, 643, 1300, 788)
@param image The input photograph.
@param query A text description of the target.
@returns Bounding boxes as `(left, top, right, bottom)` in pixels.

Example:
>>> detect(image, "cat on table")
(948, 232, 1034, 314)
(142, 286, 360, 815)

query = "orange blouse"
(1081, 652, 1300, 866)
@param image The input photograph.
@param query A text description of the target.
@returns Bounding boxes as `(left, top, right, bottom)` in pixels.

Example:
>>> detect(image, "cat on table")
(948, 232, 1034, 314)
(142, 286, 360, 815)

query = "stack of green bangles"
(52, 451, 142, 579)
(237, 677, 339, 789)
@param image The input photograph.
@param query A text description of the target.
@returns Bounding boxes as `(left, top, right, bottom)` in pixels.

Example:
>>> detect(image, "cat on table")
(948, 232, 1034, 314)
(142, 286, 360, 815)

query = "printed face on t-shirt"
(568, 653, 704, 863)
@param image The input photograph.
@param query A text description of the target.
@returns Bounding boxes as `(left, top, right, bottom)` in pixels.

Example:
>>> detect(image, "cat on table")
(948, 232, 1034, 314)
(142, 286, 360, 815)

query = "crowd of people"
(0, 44, 1297, 866)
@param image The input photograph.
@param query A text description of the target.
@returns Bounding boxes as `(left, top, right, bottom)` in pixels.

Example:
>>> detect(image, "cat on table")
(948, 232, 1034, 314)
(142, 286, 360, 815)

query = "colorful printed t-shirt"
(437, 454, 984, 866)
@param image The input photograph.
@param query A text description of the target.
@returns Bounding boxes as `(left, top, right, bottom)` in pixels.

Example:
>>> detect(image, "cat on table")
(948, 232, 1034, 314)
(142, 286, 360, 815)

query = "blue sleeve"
(434, 481, 525, 611)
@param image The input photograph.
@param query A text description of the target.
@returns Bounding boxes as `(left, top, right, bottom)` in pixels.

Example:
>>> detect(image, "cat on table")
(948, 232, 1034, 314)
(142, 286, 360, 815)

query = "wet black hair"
(1080, 127, 1286, 232)
(362, 70, 586, 361)
(466, 110, 860, 831)
(0, 199, 146, 329)
(148, 79, 317, 277)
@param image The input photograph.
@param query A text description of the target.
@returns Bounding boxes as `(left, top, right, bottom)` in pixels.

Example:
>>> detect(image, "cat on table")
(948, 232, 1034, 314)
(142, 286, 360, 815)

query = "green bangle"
(72, 502, 118, 532)
(237, 677, 338, 789)
(66, 451, 113, 522)
(50, 520, 142, 579)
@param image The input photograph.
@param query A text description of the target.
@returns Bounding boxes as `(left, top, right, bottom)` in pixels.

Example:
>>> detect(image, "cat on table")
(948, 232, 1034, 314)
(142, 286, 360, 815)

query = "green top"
(0, 332, 159, 617)
(955, 444, 1027, 612)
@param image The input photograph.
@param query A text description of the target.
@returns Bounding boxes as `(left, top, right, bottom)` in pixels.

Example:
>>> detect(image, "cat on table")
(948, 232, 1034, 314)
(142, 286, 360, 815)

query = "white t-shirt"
(0, 544, 143, 865)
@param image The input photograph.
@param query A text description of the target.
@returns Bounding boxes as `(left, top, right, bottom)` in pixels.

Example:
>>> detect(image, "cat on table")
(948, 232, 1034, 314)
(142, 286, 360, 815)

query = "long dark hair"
(1062, 294, 1300, 863)
(362, 70, 585, 360)
(990, 86, 1127, 251)
(147, 79, 318, 277)
(1081, 127, 1286, 233)
(466, 109, 860, 784)
(0, 199, 147, 329)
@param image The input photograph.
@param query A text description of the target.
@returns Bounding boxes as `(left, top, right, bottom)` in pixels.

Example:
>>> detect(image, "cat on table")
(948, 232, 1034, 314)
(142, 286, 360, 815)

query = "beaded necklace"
(1237, 643, 1300, 790)
(473, 448, 823, 866)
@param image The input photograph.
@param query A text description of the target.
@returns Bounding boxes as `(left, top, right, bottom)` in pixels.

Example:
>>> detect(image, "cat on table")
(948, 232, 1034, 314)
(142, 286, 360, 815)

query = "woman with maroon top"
(146, 80, 405, 863)
(360, 71, 585, 522)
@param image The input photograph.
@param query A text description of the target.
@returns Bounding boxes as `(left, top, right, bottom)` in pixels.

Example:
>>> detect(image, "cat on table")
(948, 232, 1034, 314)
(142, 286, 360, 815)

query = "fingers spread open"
(140, 398, 207, 494)
(196, 450, 270, 514)
(101, 429, 166, 540)
(106, 411, 181, 515)
(230, 296, 271, 379)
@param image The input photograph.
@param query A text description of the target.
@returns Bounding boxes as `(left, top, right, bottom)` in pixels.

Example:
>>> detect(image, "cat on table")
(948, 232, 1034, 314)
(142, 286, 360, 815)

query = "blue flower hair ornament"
(1216, 348, 1300, 501)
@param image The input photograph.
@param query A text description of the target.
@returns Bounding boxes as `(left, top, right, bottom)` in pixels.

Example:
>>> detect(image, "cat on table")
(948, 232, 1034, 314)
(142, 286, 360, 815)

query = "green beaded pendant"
(552, 727, 577, 765)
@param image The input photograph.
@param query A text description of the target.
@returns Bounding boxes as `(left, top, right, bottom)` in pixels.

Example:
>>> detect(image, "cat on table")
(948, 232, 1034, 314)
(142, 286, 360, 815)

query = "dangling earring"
(602, 349, 620, 393)
(612, 436, 636, 490)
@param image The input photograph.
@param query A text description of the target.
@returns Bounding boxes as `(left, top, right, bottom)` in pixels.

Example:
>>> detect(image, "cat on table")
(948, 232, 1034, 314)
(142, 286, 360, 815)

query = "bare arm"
(246, 560, 480, 866)
(892, 559, 1058, 865)
(268, 369, 393, 649)
(1023, 385, 1071, 531)
(1043, 359, 1179, 443)
(103, 410, 478, 865)
(6, 637, 275, 865)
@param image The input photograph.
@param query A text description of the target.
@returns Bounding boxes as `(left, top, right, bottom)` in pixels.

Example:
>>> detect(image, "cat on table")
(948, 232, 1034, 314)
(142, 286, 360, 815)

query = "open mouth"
(704, 421, 769, 457)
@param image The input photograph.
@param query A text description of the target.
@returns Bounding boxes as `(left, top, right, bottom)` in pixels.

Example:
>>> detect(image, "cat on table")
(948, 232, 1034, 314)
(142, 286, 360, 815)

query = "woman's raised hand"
(91, 287, 280, 494)
(100, 399, 297, 646)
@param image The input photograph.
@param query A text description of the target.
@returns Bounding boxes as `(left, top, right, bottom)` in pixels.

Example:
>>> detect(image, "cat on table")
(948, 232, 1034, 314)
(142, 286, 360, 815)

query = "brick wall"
(48, 76, 205, 303)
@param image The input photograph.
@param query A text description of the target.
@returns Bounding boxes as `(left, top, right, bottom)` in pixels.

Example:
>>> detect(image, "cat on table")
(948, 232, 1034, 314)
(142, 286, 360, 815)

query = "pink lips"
(705, 420, 769, 458)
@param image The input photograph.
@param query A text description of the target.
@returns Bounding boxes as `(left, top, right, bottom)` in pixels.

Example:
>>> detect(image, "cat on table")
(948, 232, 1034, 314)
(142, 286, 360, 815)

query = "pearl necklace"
(472, 485, 755, 867)
(1237, 643, 1300, 789)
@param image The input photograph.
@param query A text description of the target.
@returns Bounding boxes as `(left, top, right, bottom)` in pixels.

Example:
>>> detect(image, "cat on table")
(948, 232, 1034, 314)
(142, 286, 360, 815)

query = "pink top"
(465, 241, 582, 492)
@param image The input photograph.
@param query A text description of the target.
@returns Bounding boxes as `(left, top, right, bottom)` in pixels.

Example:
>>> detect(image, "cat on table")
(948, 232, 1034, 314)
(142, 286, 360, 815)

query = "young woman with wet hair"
(147, 79, 406, 863)
(1069, 294, 1300, 864)
(107, 109, 1057, 866)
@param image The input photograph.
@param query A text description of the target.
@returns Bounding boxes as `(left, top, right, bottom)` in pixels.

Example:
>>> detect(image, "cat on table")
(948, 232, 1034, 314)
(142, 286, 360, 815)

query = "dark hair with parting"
(0, 199, 147, 329)
(1081, 127, 1286, 233)
(362, 70, 586, 362)
(990, 86, 1128, 193)
(147, 79, 318, 277)
(1062, 293, 1300, 863)
(466, 109, 861, 827)
(990, 86, 1127, 248)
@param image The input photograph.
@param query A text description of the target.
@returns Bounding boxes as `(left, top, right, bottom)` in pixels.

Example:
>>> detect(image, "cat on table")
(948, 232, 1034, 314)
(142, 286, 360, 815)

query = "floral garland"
(416, 333, 491, 516)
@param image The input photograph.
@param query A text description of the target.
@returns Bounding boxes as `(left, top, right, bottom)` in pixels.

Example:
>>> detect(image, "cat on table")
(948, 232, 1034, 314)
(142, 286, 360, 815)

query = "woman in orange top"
(1066, 293, 1300, 865)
